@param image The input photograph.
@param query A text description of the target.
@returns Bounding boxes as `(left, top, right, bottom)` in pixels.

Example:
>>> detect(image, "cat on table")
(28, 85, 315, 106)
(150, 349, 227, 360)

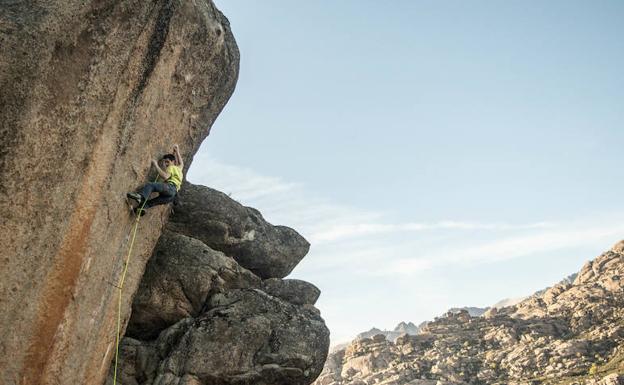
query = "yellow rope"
(113, 178, 155, 385)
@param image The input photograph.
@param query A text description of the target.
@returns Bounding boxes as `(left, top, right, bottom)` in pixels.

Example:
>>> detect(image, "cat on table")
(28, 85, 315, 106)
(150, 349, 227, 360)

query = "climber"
(126, 144, 183, 216)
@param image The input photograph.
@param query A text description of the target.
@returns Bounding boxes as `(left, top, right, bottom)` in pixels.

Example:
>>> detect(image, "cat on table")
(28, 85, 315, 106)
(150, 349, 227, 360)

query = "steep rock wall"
(0, 1, 239, 384)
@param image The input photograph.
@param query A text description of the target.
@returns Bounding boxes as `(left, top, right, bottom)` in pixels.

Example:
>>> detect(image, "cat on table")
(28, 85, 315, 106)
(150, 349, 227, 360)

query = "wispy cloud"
(309, 220, 553, 243)
(380, 221, 624, 275)
(188, 153, 381, 234)
(188, 157, 302, 202)
(188, 156, 623, 273)
(188, 154, 555, 244)
(188, 155, 624, 344)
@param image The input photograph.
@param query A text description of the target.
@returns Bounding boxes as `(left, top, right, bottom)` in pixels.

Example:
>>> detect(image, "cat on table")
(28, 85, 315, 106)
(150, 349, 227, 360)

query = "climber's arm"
(151, 159, 171, 180)
(173, 144, 184, 169)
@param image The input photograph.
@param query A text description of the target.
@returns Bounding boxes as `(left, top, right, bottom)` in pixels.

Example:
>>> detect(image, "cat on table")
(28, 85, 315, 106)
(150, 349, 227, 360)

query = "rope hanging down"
(112, 177, 156, 385)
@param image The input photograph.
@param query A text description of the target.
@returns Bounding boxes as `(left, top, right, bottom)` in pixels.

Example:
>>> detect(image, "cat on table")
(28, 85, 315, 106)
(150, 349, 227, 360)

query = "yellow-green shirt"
(166, 165, 183, 191)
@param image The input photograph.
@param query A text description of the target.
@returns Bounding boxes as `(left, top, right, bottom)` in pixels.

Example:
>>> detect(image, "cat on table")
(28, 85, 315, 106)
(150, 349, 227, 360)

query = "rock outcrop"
(0, 1, 238, 384)
(168, 182, 311, 279)
(447, 307, 488, 317)
(261, 278, 322, 306)
(356, 322, 425, 343)
(126, 230, 261, 340)
(111, 184, 330, 385)
(315, 241, 624, 385)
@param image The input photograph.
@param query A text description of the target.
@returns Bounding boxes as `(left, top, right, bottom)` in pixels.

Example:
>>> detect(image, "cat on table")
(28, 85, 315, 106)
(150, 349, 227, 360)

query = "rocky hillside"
(357, 322, 425, 342)
(0, 1, 240, 384)
(110, 182, 330, 385)
(447, 308, 488, 317)
(315, 241, 624, 385)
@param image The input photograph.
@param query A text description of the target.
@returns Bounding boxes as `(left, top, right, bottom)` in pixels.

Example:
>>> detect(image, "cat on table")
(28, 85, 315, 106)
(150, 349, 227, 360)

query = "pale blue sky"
(189, 1, 624, 343)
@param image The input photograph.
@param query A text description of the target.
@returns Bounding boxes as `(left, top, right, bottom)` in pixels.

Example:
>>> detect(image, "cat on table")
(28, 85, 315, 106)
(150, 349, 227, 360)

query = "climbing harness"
(112, 177, 156, 385)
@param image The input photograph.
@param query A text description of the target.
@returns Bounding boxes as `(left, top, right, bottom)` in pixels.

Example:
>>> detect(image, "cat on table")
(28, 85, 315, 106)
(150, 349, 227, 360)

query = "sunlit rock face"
(315, 241, 624, 385)
(111, 186, 330, 385)
(0, 1, 238, 384)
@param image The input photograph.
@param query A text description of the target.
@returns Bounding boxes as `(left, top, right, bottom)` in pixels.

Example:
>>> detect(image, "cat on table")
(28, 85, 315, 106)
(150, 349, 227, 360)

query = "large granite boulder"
(262, 278, 321, 306)
(114, 289, 330, 385)
(114, 187, 330, 385)
(0, 1, 238, 384)
(126, 230, 261, 339)
(168, 182, 310, 278)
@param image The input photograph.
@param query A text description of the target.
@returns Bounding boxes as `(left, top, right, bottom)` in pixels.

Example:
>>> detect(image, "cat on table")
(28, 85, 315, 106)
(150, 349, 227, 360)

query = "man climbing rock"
(127, 144, 183, 216)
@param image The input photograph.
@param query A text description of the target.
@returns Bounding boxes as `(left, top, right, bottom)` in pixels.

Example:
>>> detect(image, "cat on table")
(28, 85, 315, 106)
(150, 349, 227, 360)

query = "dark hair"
(162, 154, 176, 162)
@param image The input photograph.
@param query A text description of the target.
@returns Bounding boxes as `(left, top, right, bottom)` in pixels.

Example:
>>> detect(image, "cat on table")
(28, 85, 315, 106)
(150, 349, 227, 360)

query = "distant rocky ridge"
(395, 322, 423, 335)
(351, 276, 581, 349)
(357, 322, 426, 343)
(315, 241, 624, 385)
(447, 307, 488, 317)
(491, 297, 527, 309)
(110, 182, 330, 385)
(347, 279, 576, 349)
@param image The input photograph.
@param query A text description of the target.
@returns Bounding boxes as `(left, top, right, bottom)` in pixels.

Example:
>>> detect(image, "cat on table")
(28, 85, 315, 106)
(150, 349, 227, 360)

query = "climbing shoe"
(127, 192, 144, 204)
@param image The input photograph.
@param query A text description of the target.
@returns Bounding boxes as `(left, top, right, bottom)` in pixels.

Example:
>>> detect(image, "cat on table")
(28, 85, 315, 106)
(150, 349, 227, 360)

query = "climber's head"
(162, 153, 176, 167)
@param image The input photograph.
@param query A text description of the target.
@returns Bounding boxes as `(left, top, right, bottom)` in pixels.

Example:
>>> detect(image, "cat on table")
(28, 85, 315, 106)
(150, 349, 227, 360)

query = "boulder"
(0, 1, 238, 383)
(115, 289, 330, 385)
(372, 334, 387, 343)
(168, 182, 310, 278)
(126, 230, 261, 339)
(262, 278, 321, 306)
(105, 337, 159, 385)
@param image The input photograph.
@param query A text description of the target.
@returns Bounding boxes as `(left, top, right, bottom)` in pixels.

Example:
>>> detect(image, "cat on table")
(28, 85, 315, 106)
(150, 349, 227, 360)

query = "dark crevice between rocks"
(268, 330, 281, 353)
(118, 0, 175, 157)
(132, 0, 175, 103)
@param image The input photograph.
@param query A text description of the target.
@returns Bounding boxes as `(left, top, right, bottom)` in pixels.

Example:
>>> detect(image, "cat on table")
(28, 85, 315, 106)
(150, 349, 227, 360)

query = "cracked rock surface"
(168, 182, 311, 279)
(110, 186, 330, 385)
(126, 230, 261, 340)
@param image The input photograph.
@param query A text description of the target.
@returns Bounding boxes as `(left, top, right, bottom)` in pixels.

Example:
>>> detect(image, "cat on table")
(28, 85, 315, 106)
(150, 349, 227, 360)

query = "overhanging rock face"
(168, 182, 311, 279)
(0, 1, 239, 384)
